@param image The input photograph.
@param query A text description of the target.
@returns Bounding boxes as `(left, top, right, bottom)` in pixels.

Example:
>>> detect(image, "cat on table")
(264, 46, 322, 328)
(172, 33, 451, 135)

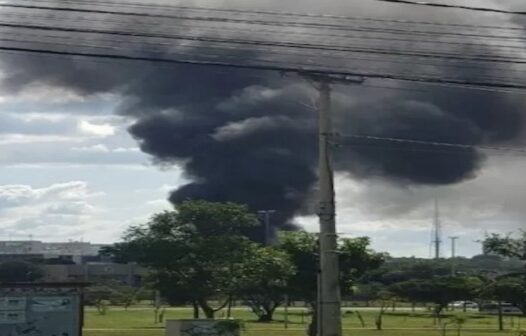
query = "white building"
(0, 240, 105, 259)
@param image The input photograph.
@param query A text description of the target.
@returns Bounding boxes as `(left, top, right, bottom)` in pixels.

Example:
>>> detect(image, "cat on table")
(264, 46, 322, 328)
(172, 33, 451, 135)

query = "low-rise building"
(42, 263, 148, 287)
(0, 240, 107, 264)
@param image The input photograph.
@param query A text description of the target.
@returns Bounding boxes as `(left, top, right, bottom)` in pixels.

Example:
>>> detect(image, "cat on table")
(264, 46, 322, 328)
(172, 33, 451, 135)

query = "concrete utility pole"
(257, 210, 276, 245)
(449, 236, 459, 276)
(317, 80, 342, 336)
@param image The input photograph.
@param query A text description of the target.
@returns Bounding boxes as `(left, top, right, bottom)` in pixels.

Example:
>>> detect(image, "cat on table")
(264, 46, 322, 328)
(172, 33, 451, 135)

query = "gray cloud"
(0, 113, 78, 135)
(45, 201, 94, 215)
(0, 181, 102, 240)
(0, 141, 146, 166)
(332, 155, 526, 233)
(0, 181, 91, 206)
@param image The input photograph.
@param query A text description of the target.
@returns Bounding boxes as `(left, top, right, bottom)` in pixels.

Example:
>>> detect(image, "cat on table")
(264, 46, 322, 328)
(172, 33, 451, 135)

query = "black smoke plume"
(0, 0, 524, 237)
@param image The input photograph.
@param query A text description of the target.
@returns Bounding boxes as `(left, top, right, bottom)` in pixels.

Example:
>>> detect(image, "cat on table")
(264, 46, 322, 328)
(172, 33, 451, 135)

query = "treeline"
(102, 200, 386, 336)
(101, 201, 525, 335)
(355, 233, 526, 323)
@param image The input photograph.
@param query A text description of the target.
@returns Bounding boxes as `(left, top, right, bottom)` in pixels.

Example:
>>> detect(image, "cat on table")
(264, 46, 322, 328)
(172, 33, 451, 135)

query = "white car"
(451, 301, 479, 309)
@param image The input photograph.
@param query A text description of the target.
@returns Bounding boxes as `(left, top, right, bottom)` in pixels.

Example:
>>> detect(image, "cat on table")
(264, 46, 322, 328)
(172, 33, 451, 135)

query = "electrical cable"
(4, 43, 526, 96)
(338, 134, 526, 154)
(3, 21, 526, 67)
(3, 1, 526, 93)
(374, 0, 526, 15)
(7, 30, 526, 87)
(2, 44, 526, 91)
(3, 3, 526, 43)
(4, 23, 526, 72)
(17, 0, 526, 32)
(3, 8, 526, 86)
(0, 45, 476, 96)
(6, 27, 526, 80)
(3, 10, 526, 54)
(0, 36, 382, 73)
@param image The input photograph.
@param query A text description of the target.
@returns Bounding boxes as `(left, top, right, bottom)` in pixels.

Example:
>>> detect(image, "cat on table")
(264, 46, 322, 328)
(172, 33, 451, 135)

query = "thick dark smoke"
(1, 0, 525, 237)
(123, 68, 317, 228)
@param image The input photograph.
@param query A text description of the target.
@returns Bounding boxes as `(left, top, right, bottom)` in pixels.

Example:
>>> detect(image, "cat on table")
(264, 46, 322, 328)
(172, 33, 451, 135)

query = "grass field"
(83, 307, 526, 336)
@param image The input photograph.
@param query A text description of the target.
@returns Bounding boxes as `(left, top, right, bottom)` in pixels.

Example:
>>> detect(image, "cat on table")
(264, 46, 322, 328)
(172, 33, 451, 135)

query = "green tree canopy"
(105, 200, 259, 318)
(389, 276, 483, 315)
(482, 230, 526, 315)
(236, 245, 295, 322)
(277, 231, 385, 336)
(482, 276, 526, 315)
(484, 231, 526, 262)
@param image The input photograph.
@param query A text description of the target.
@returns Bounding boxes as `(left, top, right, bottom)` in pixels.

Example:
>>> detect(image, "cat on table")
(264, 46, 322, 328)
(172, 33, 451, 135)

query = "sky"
(0, 88, 182, 243)
(1, 84, 523, 257)
(0, 0, 525, 257)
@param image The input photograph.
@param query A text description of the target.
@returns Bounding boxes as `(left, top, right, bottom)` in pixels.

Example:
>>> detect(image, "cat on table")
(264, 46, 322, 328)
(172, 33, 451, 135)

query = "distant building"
(43, 241, 104, 257)
(0, 240, 107, 264)
(0, 240, 148, 287)
(42, 263, 148, 287)
(0, 241, 44, 254)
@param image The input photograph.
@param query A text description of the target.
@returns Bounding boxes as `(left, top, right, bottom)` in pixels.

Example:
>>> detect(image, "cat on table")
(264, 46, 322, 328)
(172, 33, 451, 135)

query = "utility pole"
(257, 210, 276, 245)
(449, 236, 459, 276)
(301, 73, 362, 336)
(317, 80, 341, 336)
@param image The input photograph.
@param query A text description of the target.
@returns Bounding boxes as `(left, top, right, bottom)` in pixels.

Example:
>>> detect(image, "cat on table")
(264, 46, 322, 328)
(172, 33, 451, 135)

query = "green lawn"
(83, 307, 526, 336)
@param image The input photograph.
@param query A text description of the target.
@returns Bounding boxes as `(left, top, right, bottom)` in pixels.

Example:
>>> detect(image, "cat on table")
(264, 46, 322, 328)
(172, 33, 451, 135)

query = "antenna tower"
(432, 199, 442, 260)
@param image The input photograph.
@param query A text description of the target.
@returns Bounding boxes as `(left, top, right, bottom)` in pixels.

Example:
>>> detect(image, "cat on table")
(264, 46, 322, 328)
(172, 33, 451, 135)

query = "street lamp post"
(449, 236, 459, 276)
(257, 210, 276, 245)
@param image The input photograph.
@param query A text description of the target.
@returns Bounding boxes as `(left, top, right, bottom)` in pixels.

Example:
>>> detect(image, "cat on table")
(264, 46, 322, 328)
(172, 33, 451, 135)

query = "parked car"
(480, 303, 522, 315)
(451, 301, 479, 309)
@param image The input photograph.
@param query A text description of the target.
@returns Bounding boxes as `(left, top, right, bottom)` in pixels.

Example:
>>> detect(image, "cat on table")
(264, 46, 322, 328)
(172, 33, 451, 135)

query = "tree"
(364, 258, 452, 285)
(483, 276, 526, 315)
(278, 231, 385, 336)
(109, 285, 143, 310)
(0, 261, 44, 283)
(389, 276, 483, 317)
(483, 231, 526, 262)
(105, 200, 259, 319)
(354, 283, 386, 307)
(84, 285, 114, 315)
(363, 255, 524, 286)
(236, 245, 295, 322)
(482, 231, 526, 328)
(355, 286, 396, 331)
(449, 315, 468, 336)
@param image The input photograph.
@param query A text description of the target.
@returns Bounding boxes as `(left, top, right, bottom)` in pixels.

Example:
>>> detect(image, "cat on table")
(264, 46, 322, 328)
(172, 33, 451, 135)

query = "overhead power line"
(8, 27, 526, 80)
(3, 44, 526, 91)
(4, 46, 493, 96)
(4, 11, 526, 85)
(9, 30, 526, 80)
(3, 40, 526, 96)
(375, 0, 526, 15)
(2, 1, 526, 94)
(4, 21, 526, 67)
(339, 134, 526, 155)
(16, 0, 526, 31)
(3, 3, 526, 43)
(4, 11, 526, 54)
(7, 26, 526, 87)
(5, 11, 526, 53)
